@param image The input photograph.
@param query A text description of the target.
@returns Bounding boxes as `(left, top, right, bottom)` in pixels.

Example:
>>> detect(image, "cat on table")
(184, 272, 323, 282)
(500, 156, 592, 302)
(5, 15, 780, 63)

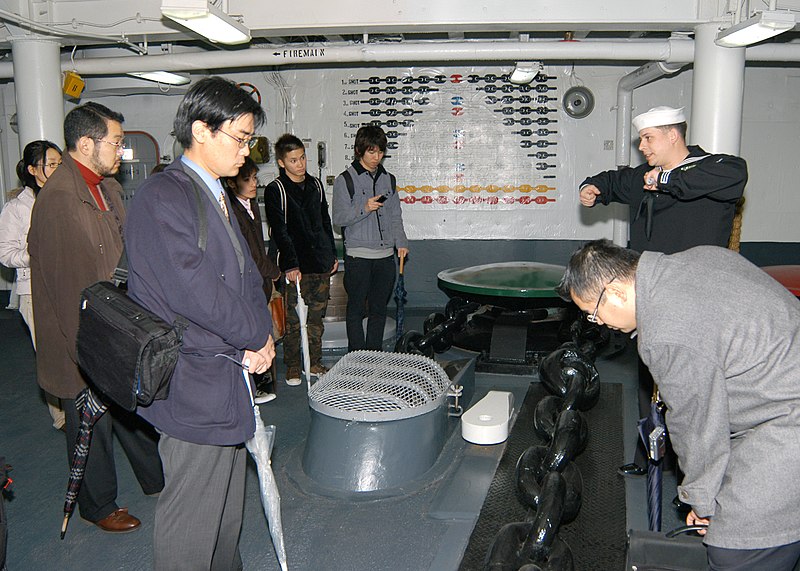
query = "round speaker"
(563, 86, 595, 119)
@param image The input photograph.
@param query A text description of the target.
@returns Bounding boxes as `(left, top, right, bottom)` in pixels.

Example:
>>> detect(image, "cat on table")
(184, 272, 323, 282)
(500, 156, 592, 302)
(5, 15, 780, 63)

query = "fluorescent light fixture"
(509, 61, 543, 85)
(161, 0, 251, 45)
(127, 71, 191, 85)
(715, 10, 796, 47)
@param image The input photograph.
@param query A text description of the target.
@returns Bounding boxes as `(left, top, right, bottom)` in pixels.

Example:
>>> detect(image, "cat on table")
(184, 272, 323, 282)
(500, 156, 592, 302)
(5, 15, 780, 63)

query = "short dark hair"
(354, 125, 387, 159)
(16, 140, 62, 192)
(658, 122, 687, 140)
(63, 102, 124, 151)
(173, 77, 266, 149)
(274, 134, 304, 162)
(556, 239, 641, 302)
(237, 156, 259, 179)
(223, 156, 259, 192)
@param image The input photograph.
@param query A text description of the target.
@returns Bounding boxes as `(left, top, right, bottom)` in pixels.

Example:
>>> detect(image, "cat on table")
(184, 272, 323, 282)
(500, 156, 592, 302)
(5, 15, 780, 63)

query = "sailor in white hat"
(632, 106, 688, 191)
(578, 104, 747, 254)
(577, 106, 748, 480)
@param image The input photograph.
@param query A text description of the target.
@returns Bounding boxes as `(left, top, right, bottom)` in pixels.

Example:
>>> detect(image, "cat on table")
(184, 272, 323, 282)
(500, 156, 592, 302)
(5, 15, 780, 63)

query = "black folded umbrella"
(637, 388, 666, 532)
(61, 387, 108, 539)
(394, 254, 407, 341)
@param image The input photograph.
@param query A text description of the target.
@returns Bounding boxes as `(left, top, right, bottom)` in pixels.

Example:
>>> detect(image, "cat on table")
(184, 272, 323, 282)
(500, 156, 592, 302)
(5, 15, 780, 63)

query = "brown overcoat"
(28, 153, 125, 399)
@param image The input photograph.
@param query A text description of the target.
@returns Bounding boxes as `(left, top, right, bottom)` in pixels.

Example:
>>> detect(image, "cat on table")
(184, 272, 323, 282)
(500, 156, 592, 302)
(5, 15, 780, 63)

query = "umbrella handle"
(399, 254, 405, 275)
(665, 524, 708, 538)
(61, 514, 70, 540)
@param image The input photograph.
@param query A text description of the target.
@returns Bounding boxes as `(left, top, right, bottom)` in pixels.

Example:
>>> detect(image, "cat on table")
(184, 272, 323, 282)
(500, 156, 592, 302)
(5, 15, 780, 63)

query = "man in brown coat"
(28, 102, 163, 533)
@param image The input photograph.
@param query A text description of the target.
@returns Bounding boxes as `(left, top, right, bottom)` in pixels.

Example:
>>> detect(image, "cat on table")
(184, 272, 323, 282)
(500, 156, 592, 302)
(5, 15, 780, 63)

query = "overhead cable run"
(0, 8, 148, 54)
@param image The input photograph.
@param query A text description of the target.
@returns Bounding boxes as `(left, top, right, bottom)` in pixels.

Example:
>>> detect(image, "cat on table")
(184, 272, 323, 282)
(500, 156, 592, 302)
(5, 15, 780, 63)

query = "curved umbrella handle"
(665, 524, 708, 538)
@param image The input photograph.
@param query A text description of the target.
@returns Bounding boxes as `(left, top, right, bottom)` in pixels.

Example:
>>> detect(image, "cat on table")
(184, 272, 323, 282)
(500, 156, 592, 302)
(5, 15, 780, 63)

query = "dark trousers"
(707, 540, 800, 571)
(64, 398, 163, 522)
(154, 435, 246, 571)
(343, 254, 396, 352)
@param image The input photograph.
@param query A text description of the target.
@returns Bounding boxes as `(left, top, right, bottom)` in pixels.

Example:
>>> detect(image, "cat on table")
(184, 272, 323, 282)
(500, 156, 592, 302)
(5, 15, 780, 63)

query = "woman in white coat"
(0, 139, 63, 429)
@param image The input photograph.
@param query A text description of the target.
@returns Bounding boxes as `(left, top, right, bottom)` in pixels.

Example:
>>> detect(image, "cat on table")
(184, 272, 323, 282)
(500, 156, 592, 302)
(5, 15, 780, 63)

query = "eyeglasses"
(96, 139, 126, 154)
(586, 277, 616, 324)
(217, 129, 257, 149)
(38, 161, 62, 170)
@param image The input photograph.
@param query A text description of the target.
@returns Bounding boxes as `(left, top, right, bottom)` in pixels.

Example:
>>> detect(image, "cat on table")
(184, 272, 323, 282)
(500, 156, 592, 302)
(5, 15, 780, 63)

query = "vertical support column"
(11, 38, 65, 152)
(691, 24, 745, 154)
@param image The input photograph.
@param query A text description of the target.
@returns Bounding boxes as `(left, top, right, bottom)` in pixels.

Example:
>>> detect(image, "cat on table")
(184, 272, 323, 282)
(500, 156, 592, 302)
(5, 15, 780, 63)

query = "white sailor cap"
(632, 106, 686, 132)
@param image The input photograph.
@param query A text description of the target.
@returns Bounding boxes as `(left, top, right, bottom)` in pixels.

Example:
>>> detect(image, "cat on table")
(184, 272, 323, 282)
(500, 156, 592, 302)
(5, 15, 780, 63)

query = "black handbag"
(76, 174, 207, 411)
(77, 280, 188, 411)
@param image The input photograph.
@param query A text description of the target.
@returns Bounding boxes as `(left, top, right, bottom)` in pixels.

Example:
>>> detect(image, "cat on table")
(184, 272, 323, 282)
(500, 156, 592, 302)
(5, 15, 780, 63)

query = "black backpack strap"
(190, 180, 207, 252)
(389, 173, 397, 195)
(342, 169, 355, 200)
(113, 169, 208, 286)
(161, 168, 208, 252)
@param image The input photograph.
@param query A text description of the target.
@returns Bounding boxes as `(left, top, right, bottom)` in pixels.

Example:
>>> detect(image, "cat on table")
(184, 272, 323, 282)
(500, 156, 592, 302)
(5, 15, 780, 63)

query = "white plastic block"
(461, 390, 515, 445)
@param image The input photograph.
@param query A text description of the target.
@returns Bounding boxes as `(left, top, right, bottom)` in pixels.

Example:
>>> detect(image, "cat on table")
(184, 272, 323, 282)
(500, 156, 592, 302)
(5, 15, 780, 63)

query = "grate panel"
(308, 350, 451, 421)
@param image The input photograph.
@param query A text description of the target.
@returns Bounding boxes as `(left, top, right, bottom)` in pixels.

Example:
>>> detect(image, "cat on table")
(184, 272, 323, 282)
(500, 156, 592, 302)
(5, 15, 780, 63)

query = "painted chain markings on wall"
(340, 68, 561, 211)
(399, 184, 555, 193)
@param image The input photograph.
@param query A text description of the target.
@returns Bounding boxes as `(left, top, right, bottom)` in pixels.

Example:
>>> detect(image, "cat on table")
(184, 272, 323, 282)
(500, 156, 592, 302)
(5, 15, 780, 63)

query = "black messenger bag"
(77, 281, 187, 411)
(76, 175, 206, 411)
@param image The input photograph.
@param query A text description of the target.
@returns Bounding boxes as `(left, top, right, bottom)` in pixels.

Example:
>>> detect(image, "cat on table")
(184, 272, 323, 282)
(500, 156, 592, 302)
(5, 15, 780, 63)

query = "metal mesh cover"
(308, 350, 451, 421)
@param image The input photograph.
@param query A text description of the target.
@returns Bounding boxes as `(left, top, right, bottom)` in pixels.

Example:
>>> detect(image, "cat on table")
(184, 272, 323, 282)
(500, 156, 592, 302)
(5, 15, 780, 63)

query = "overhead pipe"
(608, 60, 684, 246)
(0, 37, 798, 79)
(0, 35, 798, 79)
(0, 38, 690, 79)
(615, 61, 685, 169)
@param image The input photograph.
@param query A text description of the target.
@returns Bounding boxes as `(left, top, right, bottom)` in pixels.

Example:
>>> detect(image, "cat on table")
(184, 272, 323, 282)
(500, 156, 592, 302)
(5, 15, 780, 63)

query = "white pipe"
(0, 39, 687, 79)
(0, 37, 797, 79)
(10, 39, 65, 150)
(615, 61, 684, 168)
(691, 23, 745, 154)
(608, 60, 683, 247)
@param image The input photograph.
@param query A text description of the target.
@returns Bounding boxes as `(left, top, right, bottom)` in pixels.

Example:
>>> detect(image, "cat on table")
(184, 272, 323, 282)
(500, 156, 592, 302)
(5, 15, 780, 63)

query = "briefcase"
(77, 281, 186, 411)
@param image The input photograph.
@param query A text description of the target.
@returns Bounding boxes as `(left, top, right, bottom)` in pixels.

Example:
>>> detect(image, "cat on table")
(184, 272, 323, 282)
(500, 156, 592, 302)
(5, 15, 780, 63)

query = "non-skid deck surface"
(459, 382, 627, 571)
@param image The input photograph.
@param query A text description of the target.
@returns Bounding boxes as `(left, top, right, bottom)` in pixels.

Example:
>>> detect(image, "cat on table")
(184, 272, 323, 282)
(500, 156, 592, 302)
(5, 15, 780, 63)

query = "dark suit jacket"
(226, 188, 280, 300)
(126, 159, 272, 446)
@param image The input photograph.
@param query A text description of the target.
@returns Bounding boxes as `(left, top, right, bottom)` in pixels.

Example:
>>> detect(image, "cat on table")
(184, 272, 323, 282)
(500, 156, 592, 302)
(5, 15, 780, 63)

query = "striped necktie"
(218, 190, 230, 223)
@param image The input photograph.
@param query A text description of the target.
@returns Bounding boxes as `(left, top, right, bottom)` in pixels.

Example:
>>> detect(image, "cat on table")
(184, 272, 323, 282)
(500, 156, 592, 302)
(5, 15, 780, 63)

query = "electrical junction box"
(63, 71, 85, 99)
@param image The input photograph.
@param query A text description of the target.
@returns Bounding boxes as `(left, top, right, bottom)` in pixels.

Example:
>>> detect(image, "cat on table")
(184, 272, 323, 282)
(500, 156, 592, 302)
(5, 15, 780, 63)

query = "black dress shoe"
(617, 463, 647, 476)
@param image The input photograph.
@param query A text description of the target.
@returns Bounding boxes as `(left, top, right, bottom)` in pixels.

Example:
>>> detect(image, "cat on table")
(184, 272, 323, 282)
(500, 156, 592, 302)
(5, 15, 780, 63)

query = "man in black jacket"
(265, 134, 338, 385)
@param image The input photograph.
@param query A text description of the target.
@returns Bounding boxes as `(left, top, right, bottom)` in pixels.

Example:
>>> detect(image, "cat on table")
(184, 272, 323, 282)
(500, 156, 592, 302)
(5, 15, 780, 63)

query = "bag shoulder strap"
(272, 178, 288, 225)
(312, 176, 324, 200)
(342, 169, 355, 199)
(113, 168, 208, 286)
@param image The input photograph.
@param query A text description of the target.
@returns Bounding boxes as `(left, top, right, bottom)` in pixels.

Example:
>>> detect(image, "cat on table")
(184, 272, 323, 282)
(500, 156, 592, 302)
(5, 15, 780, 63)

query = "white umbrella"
(242, 369, 288, 571)
(294, 279, 312, 393)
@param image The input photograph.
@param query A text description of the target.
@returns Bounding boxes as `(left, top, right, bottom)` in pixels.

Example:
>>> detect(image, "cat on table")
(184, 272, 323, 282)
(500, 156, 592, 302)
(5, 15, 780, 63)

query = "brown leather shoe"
(93, 508, 141, 533)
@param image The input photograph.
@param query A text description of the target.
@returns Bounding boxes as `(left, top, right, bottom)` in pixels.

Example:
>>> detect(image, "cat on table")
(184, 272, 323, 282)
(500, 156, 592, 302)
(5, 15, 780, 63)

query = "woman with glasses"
(0, 139, 63, 429)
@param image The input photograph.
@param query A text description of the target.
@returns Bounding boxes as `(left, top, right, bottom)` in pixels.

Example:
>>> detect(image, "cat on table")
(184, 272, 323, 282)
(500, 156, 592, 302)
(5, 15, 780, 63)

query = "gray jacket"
(636, 247, 800, 550)
(332, 161, 408, 252)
